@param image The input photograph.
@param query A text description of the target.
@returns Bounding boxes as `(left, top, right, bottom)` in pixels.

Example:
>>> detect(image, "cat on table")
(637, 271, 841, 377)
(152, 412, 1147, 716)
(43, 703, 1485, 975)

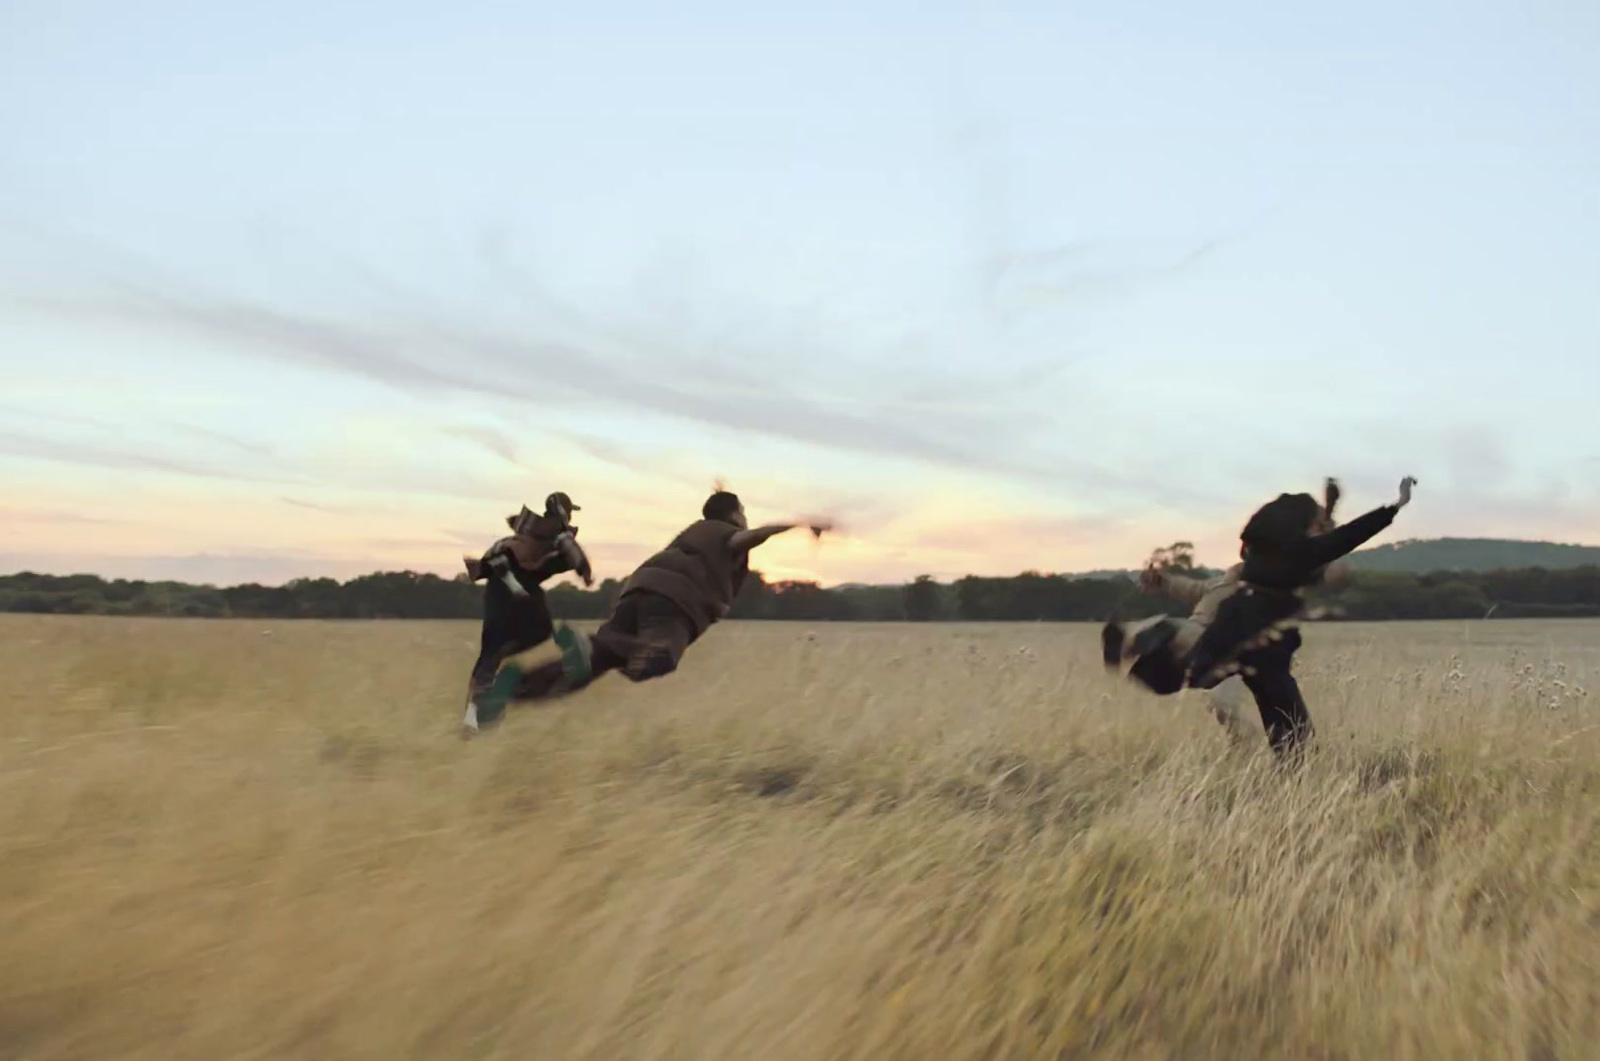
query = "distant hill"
(1345, 538, 1600, 574)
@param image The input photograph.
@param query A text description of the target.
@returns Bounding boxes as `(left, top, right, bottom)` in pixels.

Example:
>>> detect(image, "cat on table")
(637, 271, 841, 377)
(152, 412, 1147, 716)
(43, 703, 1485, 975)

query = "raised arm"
(1301, 477, 1416, 567)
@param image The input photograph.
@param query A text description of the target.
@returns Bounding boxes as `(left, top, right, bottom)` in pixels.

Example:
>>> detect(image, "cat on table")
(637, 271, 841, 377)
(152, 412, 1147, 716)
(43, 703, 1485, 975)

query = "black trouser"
(510, 591, 697, 701)
(1237, 630, 1313, 756)
(467, 577, 554, 696)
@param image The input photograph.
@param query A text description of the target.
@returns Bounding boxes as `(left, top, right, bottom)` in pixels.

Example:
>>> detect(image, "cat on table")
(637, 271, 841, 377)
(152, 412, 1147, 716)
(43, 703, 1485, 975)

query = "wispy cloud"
(439, 424, 520, 463)
(15, 273, 1195, 506)
(555, 429, 705, 488)
(167, 421, 277, 458)
(1011, 237, 1227, 305)
(0, 430, 301, 486)
(278, 496, 363, 515)
(0, 402, 276, 460)
(0, 506, 127, 526)
(0, 421, 520, 506)
(952, 117, 1233, 317)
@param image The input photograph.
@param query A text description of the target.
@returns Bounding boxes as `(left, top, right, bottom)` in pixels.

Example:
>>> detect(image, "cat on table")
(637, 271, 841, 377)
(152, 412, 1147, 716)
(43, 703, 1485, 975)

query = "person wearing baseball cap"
(460, 490, 593, 731)
(544, 492, 579, 521)
(469, 488, 830, 727)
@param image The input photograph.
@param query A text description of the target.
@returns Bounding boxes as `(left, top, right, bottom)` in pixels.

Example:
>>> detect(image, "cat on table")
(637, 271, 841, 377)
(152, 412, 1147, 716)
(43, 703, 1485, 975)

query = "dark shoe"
(473, 661, 525, 730)
(1100, 621, 1125, 669)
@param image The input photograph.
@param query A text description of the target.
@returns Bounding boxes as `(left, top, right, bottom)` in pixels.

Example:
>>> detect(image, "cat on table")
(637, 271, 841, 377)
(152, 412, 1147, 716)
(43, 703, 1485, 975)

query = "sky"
(2, 0, 1598, 587)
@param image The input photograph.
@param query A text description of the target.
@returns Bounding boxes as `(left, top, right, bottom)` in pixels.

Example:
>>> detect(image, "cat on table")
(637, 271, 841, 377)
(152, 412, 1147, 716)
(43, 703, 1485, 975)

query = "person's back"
(623, 519, 748, 635)
(468, 510, 577, 588)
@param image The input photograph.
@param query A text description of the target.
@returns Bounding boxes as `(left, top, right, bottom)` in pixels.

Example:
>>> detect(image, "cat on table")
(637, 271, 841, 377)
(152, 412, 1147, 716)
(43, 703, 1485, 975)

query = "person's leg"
(588, 594, 657, 674)
(501, 657, 582, 703)
(467, 579, 516, 697)
(481, 598, 639, 718)
(612, 594, 694, 681)
(1107, 616, 1202, 697)
(483, 585, 555, 669)
(469, 595, 696, 730)
(1206, 675, 1255, 746)
(509, 587, 556, 654)
(1240, 636, 1313, 756)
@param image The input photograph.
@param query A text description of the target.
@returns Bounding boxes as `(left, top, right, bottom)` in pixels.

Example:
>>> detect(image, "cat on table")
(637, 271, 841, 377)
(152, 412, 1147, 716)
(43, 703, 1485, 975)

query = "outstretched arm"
(729, 520, 831, 554)
(1144, 567, 1209, 605)
(1301, 477, 1416, 567)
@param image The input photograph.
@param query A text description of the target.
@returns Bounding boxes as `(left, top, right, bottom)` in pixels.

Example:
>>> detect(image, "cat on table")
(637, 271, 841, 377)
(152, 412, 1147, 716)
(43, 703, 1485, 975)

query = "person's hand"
(1396, 476, 1418, 509)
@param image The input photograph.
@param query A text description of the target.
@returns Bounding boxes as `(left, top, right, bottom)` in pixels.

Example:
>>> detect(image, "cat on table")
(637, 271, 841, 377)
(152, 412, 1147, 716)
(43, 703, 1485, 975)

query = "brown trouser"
(511, 591, 698, 701)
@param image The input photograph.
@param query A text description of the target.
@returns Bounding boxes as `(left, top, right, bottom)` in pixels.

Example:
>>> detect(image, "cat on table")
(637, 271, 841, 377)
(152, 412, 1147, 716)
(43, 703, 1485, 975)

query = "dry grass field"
(4, 614, 1600, 1060)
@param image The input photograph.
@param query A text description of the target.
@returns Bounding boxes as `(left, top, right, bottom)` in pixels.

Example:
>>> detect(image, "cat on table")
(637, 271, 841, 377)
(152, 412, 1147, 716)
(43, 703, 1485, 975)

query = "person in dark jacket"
(1104, 478, 1347, 701)
(1184, 475, 1418, 756)
(466, 490, 828, 730)
(460, 491, 593, 730)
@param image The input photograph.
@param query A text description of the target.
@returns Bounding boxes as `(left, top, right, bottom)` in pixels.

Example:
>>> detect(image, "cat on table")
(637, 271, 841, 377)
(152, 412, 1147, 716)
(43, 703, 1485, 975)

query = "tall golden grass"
(3, 614, 1599, 1060)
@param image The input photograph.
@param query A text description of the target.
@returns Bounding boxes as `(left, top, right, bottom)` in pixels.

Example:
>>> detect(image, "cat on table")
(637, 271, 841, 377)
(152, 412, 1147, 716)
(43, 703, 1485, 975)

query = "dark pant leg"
(468, 579, 516, 694)
(592, 593, 694, 682)
(507, 596, 639, 702)
(585, 595, 640, 677)
(510, 593, 694, 701)
(1239, 633, 1313, 756)
(468, 581, 553, 695)
(508, 658, 574, 701)
(513, 587, 555, 651)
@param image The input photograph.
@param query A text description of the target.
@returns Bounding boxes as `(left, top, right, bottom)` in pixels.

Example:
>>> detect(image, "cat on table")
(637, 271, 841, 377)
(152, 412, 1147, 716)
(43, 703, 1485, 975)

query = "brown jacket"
(621, 519, 748, 637)
(1158, 559, 1346, 654)
(464, 513, 572, 583)
(1160, 564, 1244, 626)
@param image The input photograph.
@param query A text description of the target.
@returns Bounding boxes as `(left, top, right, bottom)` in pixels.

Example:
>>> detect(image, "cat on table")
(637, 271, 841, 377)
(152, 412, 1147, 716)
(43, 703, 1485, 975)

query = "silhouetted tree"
(904, 575, 941, 622)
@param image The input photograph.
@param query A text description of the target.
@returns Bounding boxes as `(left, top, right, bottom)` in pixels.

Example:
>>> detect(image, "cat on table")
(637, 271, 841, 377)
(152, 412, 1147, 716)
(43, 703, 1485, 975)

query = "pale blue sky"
(2, 0, 1598, 585)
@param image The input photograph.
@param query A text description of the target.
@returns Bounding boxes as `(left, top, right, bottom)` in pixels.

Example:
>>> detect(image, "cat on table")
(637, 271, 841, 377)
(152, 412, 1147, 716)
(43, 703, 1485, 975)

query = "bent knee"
(623, 647, 680, 681)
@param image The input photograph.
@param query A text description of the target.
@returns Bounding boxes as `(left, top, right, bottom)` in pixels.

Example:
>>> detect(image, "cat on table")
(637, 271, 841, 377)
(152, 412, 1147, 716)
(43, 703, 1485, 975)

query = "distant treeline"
(1344, 537, 1600, 574)
(5, 566, 1600, 622)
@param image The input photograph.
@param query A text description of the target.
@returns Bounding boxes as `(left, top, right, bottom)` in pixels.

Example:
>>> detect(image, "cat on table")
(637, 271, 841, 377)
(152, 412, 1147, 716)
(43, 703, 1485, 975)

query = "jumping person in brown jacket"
(466, 490, 828, 730)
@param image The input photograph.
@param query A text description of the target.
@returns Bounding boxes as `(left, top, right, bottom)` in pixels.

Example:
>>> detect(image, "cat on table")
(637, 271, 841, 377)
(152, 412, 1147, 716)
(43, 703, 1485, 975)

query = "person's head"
(545, 491, 580, 524)
(1240, 492, 1323, 552)
(702, 490, 746, 528)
